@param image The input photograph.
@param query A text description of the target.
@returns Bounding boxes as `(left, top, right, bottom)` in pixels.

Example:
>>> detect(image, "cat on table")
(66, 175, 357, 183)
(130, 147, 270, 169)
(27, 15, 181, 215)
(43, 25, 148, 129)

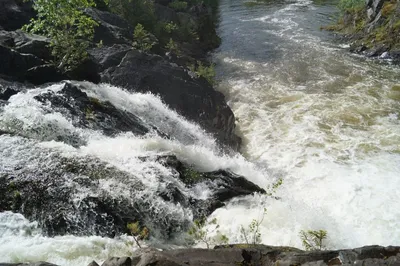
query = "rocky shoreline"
(326, 0, 400, 62)
(1, 245, 400, 266)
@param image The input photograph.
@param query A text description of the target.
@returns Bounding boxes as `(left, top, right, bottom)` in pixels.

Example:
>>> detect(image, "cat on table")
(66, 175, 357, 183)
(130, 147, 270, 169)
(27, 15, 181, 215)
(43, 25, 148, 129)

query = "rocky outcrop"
(3, 245, 399, 266)
(330, 0, 400, 61)
(0, 146, 263, 239)
(89, 45, 240, 150)
(0, 0, 240, 150)
(0, 0, 35, 31)
(102, 245, 400, 266)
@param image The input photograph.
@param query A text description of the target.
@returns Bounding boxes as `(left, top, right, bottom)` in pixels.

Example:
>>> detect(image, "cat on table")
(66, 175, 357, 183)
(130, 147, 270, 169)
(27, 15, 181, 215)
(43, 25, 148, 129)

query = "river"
(212, 0, 400, 249)
(0, 0, 399, 264)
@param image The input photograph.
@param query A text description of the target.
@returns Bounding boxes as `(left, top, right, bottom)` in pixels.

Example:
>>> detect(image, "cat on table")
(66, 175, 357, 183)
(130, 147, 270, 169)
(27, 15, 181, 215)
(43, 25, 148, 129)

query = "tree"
(23, 0, 98, 71)
(299, 230, 328, 251)
(188, 217, 229, 249)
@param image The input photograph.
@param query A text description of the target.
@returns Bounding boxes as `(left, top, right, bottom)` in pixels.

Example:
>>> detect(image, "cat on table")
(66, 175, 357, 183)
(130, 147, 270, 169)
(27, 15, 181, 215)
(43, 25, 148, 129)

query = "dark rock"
(84, 8, 133, 46)
(0, 78, 29, 100)
(64, 56, 101, 83)
(0, 87, 19, 101)
(91, 48, 240, 150)
(125, 245, 400, 266)
(33, 82, 151, 138)
(0, 44, 44, 80)
(25, 65, 67, 85)
(154, 4, 180, 23)
(87, 261, 100, 266)
(0, 0, 35, 31)
(89, 45, 133, 72)
(0, 137, 260, 239)
(101, 257, 132, 266)
(13, 30, 52, 61)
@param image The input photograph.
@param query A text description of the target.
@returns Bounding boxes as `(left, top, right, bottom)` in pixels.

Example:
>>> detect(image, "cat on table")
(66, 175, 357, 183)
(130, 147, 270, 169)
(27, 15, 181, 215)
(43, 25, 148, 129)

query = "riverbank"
(324, 0, 400, 61)
(3, 245, 400, 266)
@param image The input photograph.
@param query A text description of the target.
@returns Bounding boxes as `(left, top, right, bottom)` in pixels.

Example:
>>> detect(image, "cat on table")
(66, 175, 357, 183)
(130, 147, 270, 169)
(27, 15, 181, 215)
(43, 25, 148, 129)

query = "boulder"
(0, 0, 35, 31)
(90, 47, 240, 150)
(84, 8, 133, 46)
(33, 82, 151, 139)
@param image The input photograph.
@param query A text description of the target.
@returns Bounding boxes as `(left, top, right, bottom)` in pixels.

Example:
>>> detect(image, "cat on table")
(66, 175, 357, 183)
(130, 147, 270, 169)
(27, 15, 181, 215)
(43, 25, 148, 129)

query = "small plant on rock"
(165, 38, 180, 55)
(299, 229, 328, 251)
(239, 207, 267, 245)
(189, 61, 216, 85)
(127, 221, 150, 248)
(188, 217, 229, 249)
(133, 23, 156, 52)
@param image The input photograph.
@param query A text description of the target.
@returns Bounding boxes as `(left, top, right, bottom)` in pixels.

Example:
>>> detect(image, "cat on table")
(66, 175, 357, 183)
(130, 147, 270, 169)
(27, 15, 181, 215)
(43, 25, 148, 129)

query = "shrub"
(168, 1, 188, 11)
(239, 208, 267, 245)
(133, 23, 156, 52)
(127, 221, 149, 248)
(108, 0, 156, 31)
(22, 0, 98, 71)
(189, 61, 216, 85)
(188, 217, 229, 249)
(338, 0, 364, 12)
(299, 230, 328, 251)
(165, 38, 180, 55)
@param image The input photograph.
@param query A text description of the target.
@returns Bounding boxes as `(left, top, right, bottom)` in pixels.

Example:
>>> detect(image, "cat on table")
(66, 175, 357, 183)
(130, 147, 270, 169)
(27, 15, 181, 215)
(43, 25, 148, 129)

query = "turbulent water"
(1, 0, 400, 265)
(212, 0, 400, 250)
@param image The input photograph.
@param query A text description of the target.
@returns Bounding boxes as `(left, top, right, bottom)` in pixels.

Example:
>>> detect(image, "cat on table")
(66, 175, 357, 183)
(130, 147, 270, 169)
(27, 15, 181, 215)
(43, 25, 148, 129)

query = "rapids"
(0, 0, 400, 264)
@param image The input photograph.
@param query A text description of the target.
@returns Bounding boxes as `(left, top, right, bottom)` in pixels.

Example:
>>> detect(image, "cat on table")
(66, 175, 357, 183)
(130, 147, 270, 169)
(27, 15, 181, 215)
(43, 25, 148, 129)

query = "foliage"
(107, 0, 156, 31)
(188, 218, 229, 249)
(164, 22, 178, 34)
(22, 0, 98, 72)
(265, 178, 283, 197)
(338, 0, 364, 12)
(165, 38, 181, 55)
(168, 0, 188, 11)
(239, 207, 267, 245)
(189, 61, 216, 85)
(133, 23, 156, 52)
(127, 221, 149, 248)
(299, 230, 328, 251)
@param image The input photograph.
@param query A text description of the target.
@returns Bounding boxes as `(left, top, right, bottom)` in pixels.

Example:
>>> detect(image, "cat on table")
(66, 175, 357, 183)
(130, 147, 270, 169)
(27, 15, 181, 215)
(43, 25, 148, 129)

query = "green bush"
(299, 230, 328, 251)
(168, 1, 188, 11)
(188, 217, 229, 249)
(22, 0, 98, 71)
(189, 61, 216, 85)
(108, 0, 156, 31)
(338, 0, 364, 11)
(133, 23, 156, 52)
(127, 221, 149, 248)
(165, 38, 180, 55)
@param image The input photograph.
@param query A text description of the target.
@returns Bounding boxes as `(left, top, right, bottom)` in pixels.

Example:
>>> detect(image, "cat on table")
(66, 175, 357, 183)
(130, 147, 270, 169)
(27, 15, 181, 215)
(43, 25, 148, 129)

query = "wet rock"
(101, 257, 132, 266)
(0, 141, 262, 238)
(90, 48, 241, 150)
(124, 245, 400, 266)
(33, 82, 150, 138)
(0, 78, 29, 101)
(87, 262, 100, 266)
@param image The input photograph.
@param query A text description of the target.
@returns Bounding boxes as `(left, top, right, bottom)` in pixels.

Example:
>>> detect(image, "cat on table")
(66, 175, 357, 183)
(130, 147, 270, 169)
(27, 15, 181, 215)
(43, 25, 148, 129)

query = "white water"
(209, 0, 400, 250)
(0, 82, 273, 265)
(1, 0, 400, 264)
